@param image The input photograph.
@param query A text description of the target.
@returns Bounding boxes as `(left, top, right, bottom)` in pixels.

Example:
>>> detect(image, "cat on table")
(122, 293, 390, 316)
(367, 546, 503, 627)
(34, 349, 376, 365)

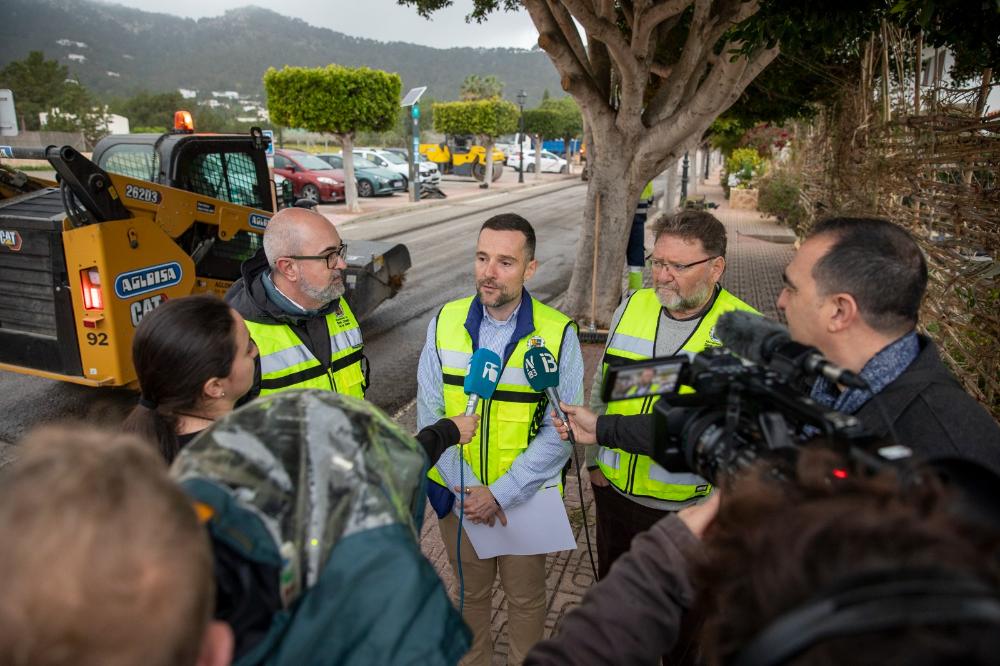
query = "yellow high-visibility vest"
(597, 287, 758, 501)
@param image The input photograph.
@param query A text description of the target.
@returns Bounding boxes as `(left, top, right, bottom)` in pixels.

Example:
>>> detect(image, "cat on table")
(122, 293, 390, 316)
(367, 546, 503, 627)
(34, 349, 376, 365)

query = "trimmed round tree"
(433, 99, 519, 188)
(264, 65, 402, 212)
(522, 106, 562, 177)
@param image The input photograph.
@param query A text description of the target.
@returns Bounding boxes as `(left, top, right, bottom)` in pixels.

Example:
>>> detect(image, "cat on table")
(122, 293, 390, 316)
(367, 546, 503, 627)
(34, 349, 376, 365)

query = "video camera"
(602, 312, 909, 485)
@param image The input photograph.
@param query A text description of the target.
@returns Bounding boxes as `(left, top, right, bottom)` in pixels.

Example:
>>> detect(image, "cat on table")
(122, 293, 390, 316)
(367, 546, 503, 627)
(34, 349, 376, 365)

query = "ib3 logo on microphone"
(482, 362, 500, 383)
(524, 350, 558, 381)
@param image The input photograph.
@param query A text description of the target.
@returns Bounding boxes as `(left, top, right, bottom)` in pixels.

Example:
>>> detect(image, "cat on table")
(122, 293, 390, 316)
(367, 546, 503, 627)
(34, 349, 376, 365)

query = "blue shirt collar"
(464, 288, 535, 363)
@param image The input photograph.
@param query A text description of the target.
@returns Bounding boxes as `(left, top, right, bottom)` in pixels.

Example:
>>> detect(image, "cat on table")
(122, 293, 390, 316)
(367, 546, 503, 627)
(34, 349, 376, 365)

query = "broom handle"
(590, 193, 601, 328)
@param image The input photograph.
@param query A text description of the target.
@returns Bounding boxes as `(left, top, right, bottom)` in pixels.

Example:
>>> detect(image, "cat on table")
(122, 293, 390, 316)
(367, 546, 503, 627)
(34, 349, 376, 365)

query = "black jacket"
(856, 335, 1000, 474)
(526, 513, 699, 665)
(417, 418, 462, 467)
(226, 248, 360, 400)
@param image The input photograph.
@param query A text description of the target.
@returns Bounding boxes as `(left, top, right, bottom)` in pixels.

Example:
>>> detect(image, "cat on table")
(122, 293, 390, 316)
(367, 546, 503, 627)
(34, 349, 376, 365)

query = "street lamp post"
(681, 151, 690, 202)
(517, 89, 527, 184)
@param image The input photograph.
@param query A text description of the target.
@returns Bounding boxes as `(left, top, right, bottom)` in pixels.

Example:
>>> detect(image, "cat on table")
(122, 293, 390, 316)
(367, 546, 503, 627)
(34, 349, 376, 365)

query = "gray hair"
(262, 208, 315, 267)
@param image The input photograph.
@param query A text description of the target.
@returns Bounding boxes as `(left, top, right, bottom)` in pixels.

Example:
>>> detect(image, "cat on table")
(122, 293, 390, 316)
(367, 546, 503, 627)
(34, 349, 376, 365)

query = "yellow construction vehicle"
(0, 126, 409, 388)
(419, 135, 505, 182)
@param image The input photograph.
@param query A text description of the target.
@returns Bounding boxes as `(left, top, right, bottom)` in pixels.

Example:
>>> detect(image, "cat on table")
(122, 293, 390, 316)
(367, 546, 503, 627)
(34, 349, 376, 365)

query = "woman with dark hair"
(124, 294, 479, 465)
(123, 294, 258, 463)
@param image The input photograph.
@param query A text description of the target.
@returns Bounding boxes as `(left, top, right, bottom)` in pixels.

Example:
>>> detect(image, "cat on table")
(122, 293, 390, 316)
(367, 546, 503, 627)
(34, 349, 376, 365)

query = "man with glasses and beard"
(227, 207, 367, 399)
(585, 211, 759, 578)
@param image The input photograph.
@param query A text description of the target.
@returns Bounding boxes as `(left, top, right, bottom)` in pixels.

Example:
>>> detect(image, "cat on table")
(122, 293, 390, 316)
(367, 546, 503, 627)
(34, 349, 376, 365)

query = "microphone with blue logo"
(457, 348, 504, 612)
(524, 346, 575, 444)
(464, 348, 502, 416)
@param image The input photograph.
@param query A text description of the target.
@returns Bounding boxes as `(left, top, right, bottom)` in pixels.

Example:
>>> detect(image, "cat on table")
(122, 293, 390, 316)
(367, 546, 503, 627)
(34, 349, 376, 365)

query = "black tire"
(491, 163, 503, 182)
(358, 180, 374, 197)
(560, 165, 568, 174)
(300, 183, 320, 203)
(471, 162, 486, 181)
(526, 163, 535, 173)
(400, 176, 408, 190)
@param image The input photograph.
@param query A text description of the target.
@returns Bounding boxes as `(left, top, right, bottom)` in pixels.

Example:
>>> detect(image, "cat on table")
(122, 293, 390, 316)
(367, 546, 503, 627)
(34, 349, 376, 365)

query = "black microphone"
(716, 311, 868, 390)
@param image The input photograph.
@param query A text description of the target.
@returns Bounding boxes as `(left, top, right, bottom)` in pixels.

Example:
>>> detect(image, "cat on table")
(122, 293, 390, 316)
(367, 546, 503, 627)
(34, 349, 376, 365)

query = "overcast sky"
(102, 0, 541, 49)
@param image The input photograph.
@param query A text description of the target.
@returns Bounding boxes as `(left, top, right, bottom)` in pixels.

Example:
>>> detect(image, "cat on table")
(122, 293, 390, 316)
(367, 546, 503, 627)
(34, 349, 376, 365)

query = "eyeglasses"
(646, 254, 718, 273)
(286, 244, 348, 269)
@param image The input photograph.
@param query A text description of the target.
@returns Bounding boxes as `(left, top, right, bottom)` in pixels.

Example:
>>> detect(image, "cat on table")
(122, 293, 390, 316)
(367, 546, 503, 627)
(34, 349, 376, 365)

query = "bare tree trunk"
(482, 135, 495, 189)
(963, 68, 994, 187)
(534, 134, 542, 179)
(665, 158, 678, 210)
(975, 68, 993, 118)
(340, 133, 360, 213)
(880, 21, 891, 123)
(914, 31, 922, 116)
(562, 141, 640, 325)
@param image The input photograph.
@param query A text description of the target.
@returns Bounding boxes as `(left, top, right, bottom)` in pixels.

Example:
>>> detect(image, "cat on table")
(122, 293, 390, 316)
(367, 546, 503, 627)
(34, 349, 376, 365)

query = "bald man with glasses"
(585, 210, 759, 578)
(226, 207, 368, 400)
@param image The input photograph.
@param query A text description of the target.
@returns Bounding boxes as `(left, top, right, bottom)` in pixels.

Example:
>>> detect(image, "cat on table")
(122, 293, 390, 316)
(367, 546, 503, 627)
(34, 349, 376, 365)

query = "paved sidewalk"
(316, 172, 578, 227)
(416, 177, 798, 664)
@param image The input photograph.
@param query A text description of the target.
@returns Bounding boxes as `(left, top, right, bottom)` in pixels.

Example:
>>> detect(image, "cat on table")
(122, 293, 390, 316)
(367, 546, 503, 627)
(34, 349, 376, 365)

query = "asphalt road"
(0, 181, 587, 453)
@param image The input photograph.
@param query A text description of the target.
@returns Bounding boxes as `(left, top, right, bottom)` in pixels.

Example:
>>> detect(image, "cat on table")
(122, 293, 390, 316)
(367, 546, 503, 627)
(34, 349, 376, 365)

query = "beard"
(477, 280, 517, 309)
(655, 280, 712, 313)
(301, 272, 345, 306)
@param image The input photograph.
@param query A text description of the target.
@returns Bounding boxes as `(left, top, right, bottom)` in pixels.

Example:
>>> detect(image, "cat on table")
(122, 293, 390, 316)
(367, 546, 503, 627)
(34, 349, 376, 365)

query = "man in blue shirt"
(417, 213, 583, 665)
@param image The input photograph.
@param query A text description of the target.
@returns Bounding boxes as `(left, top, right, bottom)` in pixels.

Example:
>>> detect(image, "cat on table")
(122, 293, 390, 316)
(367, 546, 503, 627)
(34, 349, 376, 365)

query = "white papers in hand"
(461, 486, 577, 558)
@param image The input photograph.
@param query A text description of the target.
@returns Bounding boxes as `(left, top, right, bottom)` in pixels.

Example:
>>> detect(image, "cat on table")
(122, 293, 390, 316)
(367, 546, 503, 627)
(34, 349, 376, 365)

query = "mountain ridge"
(0, 0, 562, 103)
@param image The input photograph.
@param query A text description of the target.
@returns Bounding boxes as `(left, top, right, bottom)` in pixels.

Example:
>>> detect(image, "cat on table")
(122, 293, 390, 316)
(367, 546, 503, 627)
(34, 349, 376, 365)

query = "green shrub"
(726, 148, 763, 177)
(758, 170, 806, 230)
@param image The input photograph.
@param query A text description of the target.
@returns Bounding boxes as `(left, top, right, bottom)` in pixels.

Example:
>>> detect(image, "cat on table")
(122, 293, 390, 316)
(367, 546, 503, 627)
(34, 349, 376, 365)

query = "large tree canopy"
(400, 0, 993, 323)
(0, 50, 107, 142)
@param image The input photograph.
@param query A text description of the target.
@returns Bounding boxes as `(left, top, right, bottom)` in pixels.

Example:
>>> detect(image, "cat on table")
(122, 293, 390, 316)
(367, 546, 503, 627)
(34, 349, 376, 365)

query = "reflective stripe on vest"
(428, 296, 575, 489)
(597, 287, 759, 501)
(245, 299, 365, 399)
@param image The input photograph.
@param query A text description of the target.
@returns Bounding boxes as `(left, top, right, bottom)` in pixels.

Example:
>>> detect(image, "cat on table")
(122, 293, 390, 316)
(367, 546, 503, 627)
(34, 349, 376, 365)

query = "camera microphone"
(716, 311, 868, 390)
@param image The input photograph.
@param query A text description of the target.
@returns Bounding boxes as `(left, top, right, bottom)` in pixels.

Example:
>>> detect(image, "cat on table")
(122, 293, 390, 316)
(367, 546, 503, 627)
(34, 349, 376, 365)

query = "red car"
(273, 149, 346, 203)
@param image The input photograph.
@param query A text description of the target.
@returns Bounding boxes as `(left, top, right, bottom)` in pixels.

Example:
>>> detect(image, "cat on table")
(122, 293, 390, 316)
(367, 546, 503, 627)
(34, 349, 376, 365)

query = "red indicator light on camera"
(832, 468, 849, 480)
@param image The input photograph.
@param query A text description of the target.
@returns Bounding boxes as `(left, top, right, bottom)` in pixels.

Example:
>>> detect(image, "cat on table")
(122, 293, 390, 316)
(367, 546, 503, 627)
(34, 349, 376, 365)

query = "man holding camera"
(563, 215, 999, 483)
(587, 211, 758, 578)
(776, 216, 1000, 467)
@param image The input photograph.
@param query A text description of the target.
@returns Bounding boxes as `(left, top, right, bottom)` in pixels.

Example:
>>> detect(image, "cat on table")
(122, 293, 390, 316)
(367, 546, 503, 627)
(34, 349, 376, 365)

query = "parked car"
(383, 147, 440, 170)
(510, 149, 569, 174)
(317, 153, 406, 197)
(494, 142, 518, 165)
(273, 149, 346, 203)
(354, 147, 441, 186)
